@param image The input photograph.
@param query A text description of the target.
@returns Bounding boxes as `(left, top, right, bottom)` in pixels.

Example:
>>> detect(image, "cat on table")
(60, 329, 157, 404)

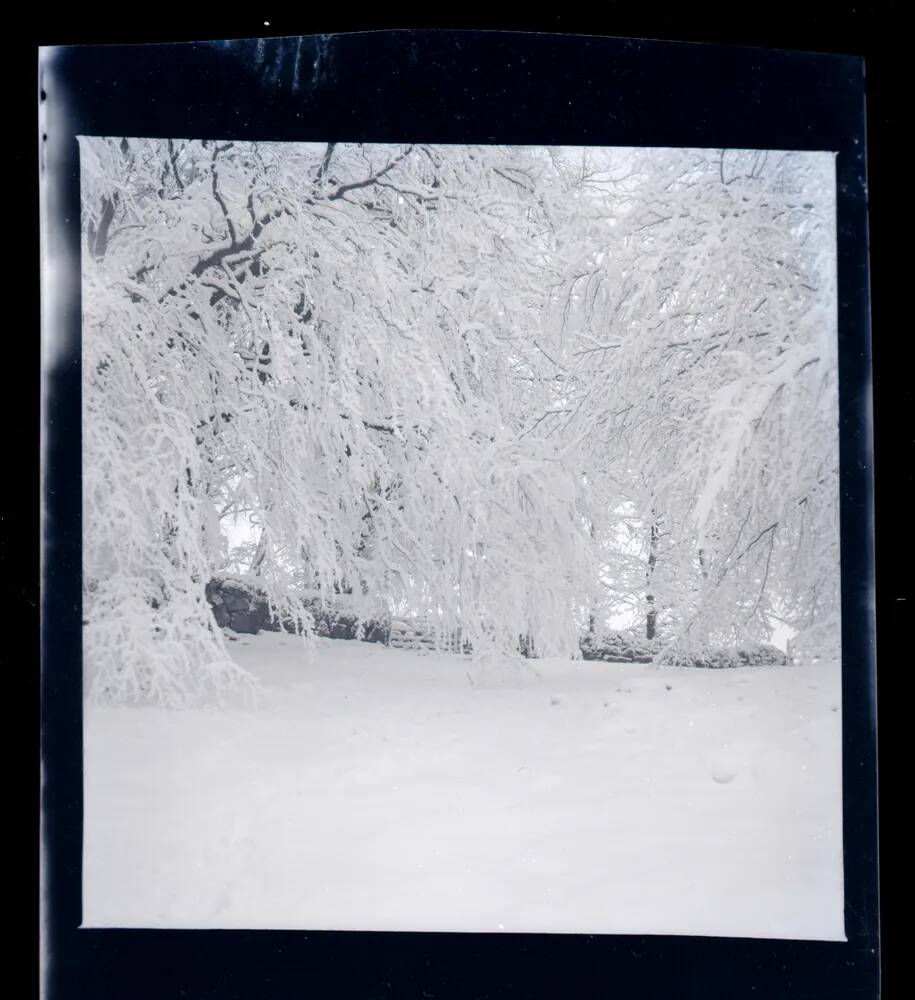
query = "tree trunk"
(251, 528, 267, 576)
(646, 515, 658, 641)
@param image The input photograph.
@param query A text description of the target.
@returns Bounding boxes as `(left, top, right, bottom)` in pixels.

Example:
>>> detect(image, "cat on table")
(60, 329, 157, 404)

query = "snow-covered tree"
(80, 139, 840, 704)
(80, 138, 598, 703)
(557, 148, 840, 660)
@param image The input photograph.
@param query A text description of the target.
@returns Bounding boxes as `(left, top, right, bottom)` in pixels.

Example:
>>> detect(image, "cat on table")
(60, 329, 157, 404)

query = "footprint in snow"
(709, 755, 739, 784)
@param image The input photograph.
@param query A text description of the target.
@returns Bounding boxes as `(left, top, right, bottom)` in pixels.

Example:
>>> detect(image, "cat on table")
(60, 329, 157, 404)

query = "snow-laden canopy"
(80, 139, 839, 703)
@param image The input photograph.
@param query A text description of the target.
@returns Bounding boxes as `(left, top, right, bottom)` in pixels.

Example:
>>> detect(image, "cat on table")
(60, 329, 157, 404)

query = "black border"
(39, 27, 878, 1000)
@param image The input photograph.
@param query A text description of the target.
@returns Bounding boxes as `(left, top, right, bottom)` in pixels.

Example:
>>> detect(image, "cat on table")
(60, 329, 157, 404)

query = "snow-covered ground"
(83, 634, 844, 939)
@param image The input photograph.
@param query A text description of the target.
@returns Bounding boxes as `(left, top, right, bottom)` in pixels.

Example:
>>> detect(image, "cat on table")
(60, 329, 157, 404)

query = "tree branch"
(327, 146, 414, 201)
(315, 142, 336, 184)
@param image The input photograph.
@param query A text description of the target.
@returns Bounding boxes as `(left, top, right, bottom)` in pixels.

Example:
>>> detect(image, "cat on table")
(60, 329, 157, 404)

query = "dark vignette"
(40, 29, 877, 1000)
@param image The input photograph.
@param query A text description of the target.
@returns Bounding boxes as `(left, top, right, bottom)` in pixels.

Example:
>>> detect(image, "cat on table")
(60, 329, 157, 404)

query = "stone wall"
(580, 630, 786, 668)
(205, 576, 390, 644)
(580, 630, 659, 663)
(206, 578, 787, 668)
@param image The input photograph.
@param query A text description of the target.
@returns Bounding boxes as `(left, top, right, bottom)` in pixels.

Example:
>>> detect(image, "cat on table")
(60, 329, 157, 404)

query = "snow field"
(84, 633, 844, 939)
